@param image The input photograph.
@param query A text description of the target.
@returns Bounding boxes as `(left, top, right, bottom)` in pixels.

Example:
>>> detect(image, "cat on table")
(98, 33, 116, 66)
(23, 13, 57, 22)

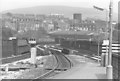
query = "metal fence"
(112, 53, 120, 79)
(101, 42, 120, 79)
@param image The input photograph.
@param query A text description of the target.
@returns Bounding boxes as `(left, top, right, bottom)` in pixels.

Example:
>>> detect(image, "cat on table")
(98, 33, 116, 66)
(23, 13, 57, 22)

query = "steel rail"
(31, 47, 73, 80)
(32, 51, 59, 80)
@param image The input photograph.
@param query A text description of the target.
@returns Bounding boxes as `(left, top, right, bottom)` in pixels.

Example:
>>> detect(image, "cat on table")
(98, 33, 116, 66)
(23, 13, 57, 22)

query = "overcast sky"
(0, 0, 119, 13)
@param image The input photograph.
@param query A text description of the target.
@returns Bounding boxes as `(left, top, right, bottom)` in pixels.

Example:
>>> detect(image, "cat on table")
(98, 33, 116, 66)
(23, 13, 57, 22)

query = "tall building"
(73, 13, 82, 23)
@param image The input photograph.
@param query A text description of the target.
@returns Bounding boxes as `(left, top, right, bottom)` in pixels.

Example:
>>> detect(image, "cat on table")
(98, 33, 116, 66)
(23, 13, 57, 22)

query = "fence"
(101, 41, 120, 79)
(112, 53, 120, 79)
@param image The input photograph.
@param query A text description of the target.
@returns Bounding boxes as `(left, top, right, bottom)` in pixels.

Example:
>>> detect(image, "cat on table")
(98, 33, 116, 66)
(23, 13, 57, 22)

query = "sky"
(0, 0, 120, 13)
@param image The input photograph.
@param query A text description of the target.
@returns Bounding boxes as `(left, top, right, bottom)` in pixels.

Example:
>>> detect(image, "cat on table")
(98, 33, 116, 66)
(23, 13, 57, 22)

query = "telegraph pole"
(106, 0, 113, 79)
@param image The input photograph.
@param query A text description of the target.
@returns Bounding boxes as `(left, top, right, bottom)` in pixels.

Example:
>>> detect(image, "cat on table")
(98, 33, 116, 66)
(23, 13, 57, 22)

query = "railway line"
(0, 44, 72, 79)
(1, 42, 105, 79)
(32, 46, 73, 80)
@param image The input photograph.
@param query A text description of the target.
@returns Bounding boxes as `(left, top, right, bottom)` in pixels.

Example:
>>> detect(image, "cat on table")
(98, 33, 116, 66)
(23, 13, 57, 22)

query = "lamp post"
(107, 0, 113, 79)
(93, 6, 108, 38)
(93, 6, 108, 64)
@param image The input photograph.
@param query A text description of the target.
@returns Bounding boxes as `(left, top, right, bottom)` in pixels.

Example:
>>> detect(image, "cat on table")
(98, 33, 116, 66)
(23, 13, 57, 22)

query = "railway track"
(32, 47, 73, 80)
(1, 45, 73, 79)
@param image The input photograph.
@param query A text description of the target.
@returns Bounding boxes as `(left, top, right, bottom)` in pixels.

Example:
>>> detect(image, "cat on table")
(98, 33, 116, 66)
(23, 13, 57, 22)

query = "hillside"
(1, 5, 118, 21)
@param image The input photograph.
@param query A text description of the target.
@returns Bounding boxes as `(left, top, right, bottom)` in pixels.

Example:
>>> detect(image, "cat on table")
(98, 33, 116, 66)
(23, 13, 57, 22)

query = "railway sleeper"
(54, 68, 68, 71)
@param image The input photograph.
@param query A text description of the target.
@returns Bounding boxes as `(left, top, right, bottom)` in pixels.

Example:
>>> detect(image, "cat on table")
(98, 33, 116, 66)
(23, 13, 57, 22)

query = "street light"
(93, 6, 108, 64)
(94, 0, 113, 78)
(93, 6, 108, 38)
(107, 0, 113, 79)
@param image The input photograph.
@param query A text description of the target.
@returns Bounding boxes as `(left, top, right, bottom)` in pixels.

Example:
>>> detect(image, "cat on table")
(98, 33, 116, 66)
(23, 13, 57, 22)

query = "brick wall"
(2, 40, 13, 58)
(60, 38, 101, 55)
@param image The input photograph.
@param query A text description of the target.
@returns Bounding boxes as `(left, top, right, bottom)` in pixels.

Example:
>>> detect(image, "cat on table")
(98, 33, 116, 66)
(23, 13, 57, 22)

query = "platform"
(49, 55, 107, 79)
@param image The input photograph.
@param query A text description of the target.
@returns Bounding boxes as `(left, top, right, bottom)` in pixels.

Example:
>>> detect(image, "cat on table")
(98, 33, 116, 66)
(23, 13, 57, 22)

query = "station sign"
(103, 40, 109, 45)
